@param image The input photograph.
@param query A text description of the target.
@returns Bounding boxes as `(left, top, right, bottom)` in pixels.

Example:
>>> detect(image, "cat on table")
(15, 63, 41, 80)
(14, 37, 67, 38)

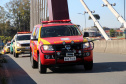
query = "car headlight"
(83, 42, 90, 48)
(43, 45, 54, 51)
(16, 42, 21, 47)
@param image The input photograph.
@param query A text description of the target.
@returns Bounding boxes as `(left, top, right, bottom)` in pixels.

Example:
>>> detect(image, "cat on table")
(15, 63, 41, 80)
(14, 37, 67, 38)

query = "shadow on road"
(48, 62, 126, 74)
(2, 54, 36, 84)
(3, 54, 126, 75)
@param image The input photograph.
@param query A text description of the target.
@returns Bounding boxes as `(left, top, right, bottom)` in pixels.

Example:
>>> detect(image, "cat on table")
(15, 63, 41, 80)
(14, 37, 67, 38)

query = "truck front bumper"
(15, 47, 30, 54)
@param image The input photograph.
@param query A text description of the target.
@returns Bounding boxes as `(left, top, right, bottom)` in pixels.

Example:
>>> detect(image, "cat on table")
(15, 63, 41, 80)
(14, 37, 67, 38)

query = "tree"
(5, 0, 30, 32)
(0, 6, 7, 35)
(0, 0, 30, 44)
(0, 6, 17, 43)
(110, 29, 116, 37)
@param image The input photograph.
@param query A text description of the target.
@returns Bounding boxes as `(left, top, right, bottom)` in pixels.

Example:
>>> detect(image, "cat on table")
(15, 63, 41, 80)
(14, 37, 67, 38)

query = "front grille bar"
(41, 41, 94, 64)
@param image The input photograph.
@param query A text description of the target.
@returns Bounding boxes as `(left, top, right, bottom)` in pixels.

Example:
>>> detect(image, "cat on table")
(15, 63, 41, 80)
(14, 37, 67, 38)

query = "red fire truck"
(30, 19, 94, 73)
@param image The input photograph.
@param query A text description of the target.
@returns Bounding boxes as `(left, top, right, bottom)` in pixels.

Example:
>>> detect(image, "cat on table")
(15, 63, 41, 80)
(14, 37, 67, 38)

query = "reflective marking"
(40, 39, 51, 45)
(61, 38, 70, 40)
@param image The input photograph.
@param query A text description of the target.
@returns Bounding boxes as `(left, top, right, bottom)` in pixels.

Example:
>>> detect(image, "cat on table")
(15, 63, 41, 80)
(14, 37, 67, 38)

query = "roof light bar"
(42, 19, 71, 24)
(8, 41, 11, 43)
(17, 32, 32, 34)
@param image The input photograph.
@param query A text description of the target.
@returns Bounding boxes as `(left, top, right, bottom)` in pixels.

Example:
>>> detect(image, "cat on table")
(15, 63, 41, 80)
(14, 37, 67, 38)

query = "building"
(83, 26, 99, 37)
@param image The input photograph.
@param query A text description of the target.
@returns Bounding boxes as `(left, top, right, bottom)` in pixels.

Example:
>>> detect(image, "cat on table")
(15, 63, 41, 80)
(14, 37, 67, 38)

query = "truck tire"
(13, 50, 15, 57)
(38, 54, 47, 74)
(30, 51, 38, 68)
(15, 53, 19, 58)
(10, 50, 13, 54)
(13, 48, 15, 57)
(84, 61, 93, 70)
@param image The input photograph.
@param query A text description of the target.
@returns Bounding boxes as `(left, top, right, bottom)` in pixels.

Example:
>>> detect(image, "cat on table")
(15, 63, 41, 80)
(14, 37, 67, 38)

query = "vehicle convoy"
(30, 19, 94, 73)
(13, 32, 31, 58)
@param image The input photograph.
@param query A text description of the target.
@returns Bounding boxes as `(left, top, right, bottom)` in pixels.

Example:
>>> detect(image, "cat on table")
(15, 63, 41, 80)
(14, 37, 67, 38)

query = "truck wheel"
(84, 61, 93, 70)
(13, 50, 15, 57)
(15, 53, 19, 58)
(10, 50, 12, 54)
(10, 50, 11, 54)
(12, 50, 13, 54)
(30, 51, 38, 68)
(38, 54, 47, 74)
(13, 48, 15, 57)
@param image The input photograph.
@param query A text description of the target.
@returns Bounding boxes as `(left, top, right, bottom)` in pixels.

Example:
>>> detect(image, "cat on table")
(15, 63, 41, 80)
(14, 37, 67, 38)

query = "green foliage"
(110, 29, 116, 37)
(0, 36, 12, 44)
(0, 0, 30, 44)
(5, 0, 30, 32)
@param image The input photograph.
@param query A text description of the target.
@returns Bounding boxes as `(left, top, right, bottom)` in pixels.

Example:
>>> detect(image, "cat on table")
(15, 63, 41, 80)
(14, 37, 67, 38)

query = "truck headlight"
(83, 42, 90, 48)
(43, 45, 54, 51)
(16, 42, 21, 47)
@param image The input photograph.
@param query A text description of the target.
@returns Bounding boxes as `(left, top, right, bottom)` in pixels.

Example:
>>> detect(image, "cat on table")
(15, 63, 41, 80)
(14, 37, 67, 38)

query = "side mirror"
(31, 36, 38, 40)
(83, 32, 89, 37)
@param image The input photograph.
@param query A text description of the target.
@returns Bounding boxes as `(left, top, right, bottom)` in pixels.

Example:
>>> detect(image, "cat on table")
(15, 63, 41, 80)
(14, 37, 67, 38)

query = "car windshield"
(16, 35, 31, 41)
(41, 25, 81, 38)
(7, 43, 11, 46)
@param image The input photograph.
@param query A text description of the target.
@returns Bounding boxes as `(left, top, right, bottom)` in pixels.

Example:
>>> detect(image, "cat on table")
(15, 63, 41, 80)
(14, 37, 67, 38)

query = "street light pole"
(84, 11, 88, 29)
(80, 0, 111, 40)
(84, 13, 86, 29)
(78, 12, 87, 32)
(78, 11, 95, 32)
(124, 0, 125, 20)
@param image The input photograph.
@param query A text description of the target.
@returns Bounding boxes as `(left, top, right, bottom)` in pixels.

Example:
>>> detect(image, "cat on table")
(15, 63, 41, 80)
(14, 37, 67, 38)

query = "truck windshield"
(16, 35, 31, 41)
(7, 43, 11, 46)
(41, 25, 81, 38)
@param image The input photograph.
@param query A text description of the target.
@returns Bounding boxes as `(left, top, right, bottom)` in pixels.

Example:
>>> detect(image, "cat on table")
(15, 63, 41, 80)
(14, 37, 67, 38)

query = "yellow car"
(4, 42, 11, 54)
(13, 32, 31, 58)
(1, 48, 5, 54)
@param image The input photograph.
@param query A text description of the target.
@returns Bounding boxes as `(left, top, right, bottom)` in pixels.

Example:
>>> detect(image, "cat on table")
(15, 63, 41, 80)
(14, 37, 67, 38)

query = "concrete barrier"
(94, 40, 126, 54)
(121, 40, 126, 54)
(105, 40, 119, 54)
(105, 40, 113, 53)
(94, 40, 107, 53)
(118, 40, 124, 54)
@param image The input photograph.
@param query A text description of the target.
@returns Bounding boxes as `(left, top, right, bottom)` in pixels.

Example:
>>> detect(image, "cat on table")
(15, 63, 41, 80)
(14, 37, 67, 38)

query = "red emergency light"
(42, 19, 71, 24)
(17, 32, 32, 34)
(8, 41, 11, 43)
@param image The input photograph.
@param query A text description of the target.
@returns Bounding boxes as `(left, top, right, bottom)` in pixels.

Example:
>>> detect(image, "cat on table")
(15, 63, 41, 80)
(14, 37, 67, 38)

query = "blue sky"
(68, 0, 125, 30)
(0, 0, 125, 30)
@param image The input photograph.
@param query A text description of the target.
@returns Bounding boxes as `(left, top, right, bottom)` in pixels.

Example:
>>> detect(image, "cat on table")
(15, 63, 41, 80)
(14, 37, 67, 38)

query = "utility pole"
(124, 0, 125, 20)
(46, 0, 48, 20)
(80, 0, 111, 40)
(30, 0, 32, 31)
(42, 0, 43, 21)
(38, 0, 40, 24)
(43, 0, 45, 21)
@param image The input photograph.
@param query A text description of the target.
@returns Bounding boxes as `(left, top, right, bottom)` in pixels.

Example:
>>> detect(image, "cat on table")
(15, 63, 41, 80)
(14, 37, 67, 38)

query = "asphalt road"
(3, 52, 126, 84)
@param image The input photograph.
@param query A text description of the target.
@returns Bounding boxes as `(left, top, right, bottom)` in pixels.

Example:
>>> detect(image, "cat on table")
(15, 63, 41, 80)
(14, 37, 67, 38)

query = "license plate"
(64, 56, 76, 61)
(25, 47, 30, 49)
(24, 51, 30, 54)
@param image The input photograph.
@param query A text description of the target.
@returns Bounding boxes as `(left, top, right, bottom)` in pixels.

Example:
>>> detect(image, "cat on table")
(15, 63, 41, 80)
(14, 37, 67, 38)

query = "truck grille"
(53, 43, 82, 51)
(21, 44, 30, 46)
